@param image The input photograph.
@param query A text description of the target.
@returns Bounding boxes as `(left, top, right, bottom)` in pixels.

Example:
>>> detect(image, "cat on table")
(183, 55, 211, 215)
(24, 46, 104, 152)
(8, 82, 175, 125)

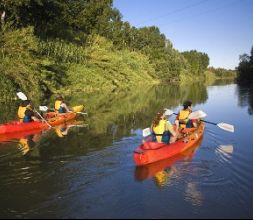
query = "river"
(0, 81, 253, 218)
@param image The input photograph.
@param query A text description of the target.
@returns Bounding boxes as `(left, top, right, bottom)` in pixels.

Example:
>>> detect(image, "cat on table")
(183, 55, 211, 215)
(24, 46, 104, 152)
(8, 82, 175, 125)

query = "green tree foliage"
(0, 0, 216, 100)
(64, 35, 157, 93)
(0, 0, 117, 42)
(181, 50, 209, 76)
(237, 46, 253, 84)
(207, 67, 236, 78)
(0, 26, 67, 99)
(116, 26, 188, 81)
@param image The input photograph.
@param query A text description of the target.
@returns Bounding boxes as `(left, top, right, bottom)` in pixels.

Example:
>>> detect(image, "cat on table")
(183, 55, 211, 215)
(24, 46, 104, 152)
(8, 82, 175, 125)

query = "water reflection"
(185, 182, 203, 206)
(68, 83, 208, 136)
(237, 83, 253, 115)
(0, 120, 88, 161)
(18, 133, 42, 157)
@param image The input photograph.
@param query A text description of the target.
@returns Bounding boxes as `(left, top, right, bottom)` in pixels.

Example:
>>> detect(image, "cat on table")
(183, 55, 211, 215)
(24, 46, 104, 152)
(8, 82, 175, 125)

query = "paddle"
(17, 92, 52, 128)
(39, 106, 88, 115)
(201, 120, 234, 133)
(166, 108, 234, 133)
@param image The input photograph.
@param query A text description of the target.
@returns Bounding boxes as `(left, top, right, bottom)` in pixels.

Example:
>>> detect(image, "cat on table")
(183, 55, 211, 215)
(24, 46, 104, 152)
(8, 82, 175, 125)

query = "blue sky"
(113, 0, 253, 70)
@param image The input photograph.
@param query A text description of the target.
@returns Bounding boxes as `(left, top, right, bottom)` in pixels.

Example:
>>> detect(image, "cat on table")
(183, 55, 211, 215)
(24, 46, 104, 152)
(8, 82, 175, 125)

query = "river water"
(0, 81, 253, 218)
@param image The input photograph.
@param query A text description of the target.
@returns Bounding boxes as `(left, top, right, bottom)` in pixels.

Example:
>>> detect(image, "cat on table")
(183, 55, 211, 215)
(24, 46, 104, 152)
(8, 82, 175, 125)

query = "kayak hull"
(133, 122, 205, 166)
(135, 136, 203, 181)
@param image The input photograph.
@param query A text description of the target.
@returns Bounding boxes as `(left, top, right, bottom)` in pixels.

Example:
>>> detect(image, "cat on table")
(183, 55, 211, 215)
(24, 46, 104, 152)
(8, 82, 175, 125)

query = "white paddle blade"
(17, 92, 27, 101)
(164, 108, 174, 116)
(189, 110, 207, 120)
(143, 128, 152, 137)
(217, 123, 235, 133)
(39, 106, 48, 112)
(76, 112, 88, 115)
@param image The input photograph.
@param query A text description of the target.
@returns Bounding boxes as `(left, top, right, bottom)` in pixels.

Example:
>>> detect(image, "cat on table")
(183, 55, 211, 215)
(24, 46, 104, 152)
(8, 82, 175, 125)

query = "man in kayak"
(22, 100, 40, 123)
(151, 109, 179, 144)
(54, 96, 70, 113)
(175, 100, 198, 129)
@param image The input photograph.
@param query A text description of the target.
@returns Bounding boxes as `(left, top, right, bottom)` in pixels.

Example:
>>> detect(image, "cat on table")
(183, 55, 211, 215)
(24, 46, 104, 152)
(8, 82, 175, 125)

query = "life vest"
(178, 110, 191, 128)
(55, 100, 62, 111)
(55, 100, 66, 113)
(23, 107, 34, 123)
(152, 119, 171, 143)
(18, 106, 27, 120)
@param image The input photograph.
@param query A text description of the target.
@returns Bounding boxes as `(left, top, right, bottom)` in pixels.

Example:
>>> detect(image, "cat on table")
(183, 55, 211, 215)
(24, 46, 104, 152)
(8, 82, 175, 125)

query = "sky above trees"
(113, 0, 253, 70)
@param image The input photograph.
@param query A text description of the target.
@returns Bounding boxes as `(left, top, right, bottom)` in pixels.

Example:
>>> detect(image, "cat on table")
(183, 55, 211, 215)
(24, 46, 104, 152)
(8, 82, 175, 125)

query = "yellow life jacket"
(18, 106, 27, 120)
(55, 100, 62, 111)
(178, 110, 191, 128)
(152, 119, 168, 143)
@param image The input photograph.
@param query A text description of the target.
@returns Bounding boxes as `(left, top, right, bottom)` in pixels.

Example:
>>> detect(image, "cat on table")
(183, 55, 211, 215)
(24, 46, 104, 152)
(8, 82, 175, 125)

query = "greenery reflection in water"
(237, 83, 253, 115)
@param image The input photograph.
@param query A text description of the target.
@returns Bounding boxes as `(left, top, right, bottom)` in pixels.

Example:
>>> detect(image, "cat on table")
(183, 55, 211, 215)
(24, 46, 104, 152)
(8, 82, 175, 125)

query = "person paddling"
(151, 109, 179, 144)
(175, 100, 198, 129)
(21, 100, 40, 123)
(54, 96, 70, 113)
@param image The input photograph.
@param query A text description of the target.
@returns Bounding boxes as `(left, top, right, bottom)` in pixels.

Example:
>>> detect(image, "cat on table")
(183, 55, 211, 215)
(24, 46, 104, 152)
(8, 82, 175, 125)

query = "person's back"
(151, 110, 178, 144)
(55, 96, 69, 113)
(21, 100, 40, 123)
(176, 101, 197, 129)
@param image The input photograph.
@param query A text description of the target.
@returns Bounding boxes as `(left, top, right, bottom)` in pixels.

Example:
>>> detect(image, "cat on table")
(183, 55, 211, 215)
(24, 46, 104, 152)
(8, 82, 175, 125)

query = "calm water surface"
(0, 82, 253, 218)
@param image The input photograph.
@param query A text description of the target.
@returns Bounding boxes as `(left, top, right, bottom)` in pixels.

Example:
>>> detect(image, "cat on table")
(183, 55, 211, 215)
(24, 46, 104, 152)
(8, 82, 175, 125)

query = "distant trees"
(181, 50, 209, 76)
(237, 46, 253, 84)
(207, 67, 237, 78)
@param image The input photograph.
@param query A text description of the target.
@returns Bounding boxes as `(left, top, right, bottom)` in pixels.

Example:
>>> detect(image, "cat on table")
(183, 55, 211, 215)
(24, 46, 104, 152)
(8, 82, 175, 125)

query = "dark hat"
(22, 100, 31, 107)
(183, 100, 192, 109)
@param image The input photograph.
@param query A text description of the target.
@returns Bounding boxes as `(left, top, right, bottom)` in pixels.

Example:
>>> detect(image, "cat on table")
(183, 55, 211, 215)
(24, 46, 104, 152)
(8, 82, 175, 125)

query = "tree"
(237, 46, 253, 84)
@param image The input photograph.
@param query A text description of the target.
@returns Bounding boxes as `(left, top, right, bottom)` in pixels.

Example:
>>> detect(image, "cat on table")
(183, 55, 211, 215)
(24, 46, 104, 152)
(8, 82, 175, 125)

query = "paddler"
(18, 100, 40, 123)
(175, 100, 198, 129)
(54, 96, 70, 113)
(151, 109, 179, 144)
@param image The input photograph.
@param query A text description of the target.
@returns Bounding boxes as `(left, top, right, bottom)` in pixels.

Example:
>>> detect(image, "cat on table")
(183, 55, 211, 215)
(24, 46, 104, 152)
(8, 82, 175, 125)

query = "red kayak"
(135, 136, 203, 181)
(133, 122, 205, 166)
(0, 112, 77, 135)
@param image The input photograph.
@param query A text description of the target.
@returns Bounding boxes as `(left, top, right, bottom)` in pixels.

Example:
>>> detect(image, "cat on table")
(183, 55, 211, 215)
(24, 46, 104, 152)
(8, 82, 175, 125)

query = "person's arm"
(31, 116, 40, 122)
(166, 121, 177, 137)
(61, 103, 70, 112)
